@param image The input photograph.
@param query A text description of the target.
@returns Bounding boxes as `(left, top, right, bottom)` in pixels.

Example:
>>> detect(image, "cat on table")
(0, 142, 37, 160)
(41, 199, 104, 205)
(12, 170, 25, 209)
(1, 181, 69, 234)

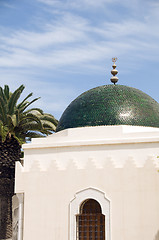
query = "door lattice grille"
(76, 199, 105, 240)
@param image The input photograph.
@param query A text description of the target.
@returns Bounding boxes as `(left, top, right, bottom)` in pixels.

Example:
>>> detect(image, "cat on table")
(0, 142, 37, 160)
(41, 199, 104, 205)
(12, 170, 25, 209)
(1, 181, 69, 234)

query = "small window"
(76, 199, 105, 240)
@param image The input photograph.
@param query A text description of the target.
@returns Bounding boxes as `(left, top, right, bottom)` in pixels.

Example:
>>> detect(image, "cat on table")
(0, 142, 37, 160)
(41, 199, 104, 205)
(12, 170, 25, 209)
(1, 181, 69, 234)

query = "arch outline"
(69, 187, 111, 240)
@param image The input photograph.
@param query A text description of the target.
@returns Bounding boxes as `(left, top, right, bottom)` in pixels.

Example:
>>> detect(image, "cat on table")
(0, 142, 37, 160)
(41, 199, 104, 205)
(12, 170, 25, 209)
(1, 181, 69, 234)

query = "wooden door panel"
(76, 214, 105, 240)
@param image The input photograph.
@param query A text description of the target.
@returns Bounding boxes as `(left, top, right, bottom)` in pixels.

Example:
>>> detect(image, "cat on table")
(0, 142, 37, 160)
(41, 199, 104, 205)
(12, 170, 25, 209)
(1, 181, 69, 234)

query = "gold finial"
(110, 57, 118, 85)
(112, 57, 117, 63)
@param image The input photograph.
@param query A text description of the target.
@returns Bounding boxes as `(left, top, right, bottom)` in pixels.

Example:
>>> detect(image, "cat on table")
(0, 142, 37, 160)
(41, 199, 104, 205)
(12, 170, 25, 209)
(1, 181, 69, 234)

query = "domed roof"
(56, 84, 159, 132)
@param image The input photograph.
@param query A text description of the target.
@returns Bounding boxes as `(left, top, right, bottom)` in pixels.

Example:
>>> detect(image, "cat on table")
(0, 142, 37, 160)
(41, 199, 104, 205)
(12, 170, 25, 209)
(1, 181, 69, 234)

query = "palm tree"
(0, 84, 58, 239)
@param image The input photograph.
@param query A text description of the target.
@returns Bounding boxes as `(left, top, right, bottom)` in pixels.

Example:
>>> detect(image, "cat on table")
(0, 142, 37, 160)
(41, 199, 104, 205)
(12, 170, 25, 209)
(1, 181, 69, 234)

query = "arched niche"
(70, 188, 111, 240)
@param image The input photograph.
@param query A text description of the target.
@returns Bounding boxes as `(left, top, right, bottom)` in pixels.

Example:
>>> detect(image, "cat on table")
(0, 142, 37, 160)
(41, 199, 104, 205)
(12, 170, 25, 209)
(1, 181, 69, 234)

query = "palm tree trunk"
(0, 136, 21, 239)
(0, 178, 14, 239)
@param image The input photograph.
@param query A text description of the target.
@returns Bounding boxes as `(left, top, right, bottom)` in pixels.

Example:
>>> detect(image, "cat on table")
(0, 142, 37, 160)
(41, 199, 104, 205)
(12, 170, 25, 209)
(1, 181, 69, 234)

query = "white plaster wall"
(15, 126, 159, 240)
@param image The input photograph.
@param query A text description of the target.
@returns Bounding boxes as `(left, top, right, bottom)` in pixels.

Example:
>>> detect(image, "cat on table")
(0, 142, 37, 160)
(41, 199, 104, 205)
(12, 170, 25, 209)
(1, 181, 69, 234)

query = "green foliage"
(0, 84, 58, 144)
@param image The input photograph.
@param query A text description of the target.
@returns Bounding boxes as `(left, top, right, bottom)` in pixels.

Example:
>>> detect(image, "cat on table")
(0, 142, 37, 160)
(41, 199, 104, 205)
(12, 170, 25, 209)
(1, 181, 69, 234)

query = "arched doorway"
(76, 199, 105, 240)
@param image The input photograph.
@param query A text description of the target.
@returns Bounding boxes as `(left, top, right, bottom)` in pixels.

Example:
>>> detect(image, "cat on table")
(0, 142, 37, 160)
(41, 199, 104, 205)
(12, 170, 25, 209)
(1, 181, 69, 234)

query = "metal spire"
(110, 57, 118, 85)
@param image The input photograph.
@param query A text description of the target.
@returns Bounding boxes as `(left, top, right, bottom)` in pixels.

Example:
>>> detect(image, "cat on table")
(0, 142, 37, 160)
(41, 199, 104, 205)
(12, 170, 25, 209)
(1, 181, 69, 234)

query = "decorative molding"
(69, 187, 111, 240)
(18, 155, 158, 173)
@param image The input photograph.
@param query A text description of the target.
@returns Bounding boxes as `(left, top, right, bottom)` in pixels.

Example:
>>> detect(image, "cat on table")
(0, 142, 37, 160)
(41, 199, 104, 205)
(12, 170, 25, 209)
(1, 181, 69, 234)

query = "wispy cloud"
(0, 15, 88, 51)
(1, 0, 159, 118)
(36, 0, 144, 13)
(0, 7, 159, 70)
(37, 0, 110, 7)
(2, 3, 17, 9)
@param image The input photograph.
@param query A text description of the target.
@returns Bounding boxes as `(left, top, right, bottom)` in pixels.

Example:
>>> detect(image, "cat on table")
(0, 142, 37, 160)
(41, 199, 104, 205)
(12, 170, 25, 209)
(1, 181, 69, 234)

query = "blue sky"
(0, 0, 159, 120)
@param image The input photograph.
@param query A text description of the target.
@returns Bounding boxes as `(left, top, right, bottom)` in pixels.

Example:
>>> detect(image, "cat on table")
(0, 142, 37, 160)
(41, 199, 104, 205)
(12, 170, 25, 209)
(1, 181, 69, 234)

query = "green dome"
(56, 85, 159, 132)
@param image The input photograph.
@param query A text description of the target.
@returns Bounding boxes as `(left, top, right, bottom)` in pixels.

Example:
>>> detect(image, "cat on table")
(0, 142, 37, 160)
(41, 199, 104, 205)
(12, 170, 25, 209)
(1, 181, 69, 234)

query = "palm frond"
(24, 108, 44, 115)
(7, 115, 14, 131)
(25, 131, 45, 138)
(0, 96, 7, 124)
(0, 87, 7, 104)
(17, 92, 33, 110)
(19, 113, 43, 129)
(40, 113, 58, 126)
(0, 121, 9, 142)
(4, 85, 10, 100)
(15, 109, 20, 126)
(0, 84, 58, 145)
(8, 85, 25, 115)
(20, 97, 40, 112)
(18, 122, 42, 132)
(41, 120, 56, 131)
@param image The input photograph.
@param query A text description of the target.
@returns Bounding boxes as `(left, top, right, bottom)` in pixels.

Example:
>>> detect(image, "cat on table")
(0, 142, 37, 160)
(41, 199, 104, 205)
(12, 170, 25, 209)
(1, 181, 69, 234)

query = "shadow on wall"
(154, 231, 159, 240)
(12, 195, 19, 240)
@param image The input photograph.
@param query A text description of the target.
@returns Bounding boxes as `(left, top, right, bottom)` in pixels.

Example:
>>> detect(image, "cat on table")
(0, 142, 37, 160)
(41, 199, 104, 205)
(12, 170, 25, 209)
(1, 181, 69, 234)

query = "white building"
(14, 66, 159, 240)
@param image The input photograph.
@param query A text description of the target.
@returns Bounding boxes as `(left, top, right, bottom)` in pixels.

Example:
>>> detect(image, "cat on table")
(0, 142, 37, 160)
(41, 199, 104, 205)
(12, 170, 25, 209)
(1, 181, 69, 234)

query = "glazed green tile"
(56, 84, 159, 132)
